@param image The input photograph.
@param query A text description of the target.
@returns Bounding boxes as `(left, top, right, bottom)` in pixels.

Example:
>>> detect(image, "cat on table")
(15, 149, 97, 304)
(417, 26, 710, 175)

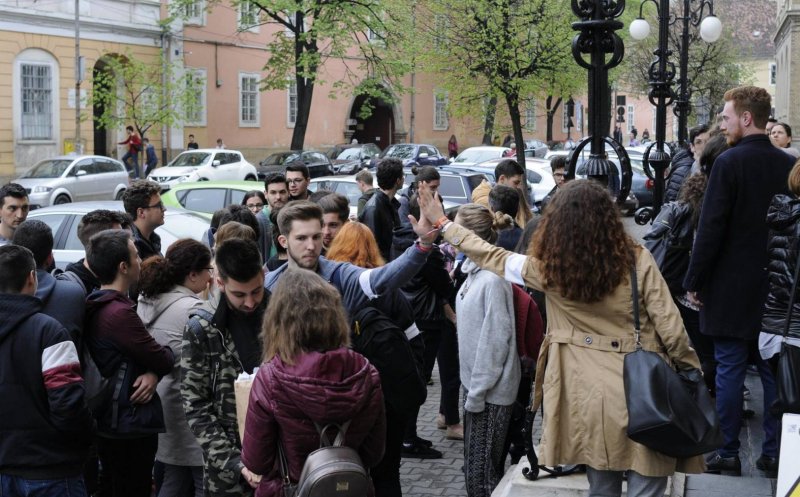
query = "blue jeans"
(0, 474, 87, 497)
(122, 151, 140, 179)
(713, 337, 778, 458)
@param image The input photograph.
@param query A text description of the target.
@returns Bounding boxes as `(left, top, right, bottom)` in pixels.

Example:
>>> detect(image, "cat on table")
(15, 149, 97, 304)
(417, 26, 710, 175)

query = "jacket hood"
(766, 194, 800, 231)
(35, 270, 57, 305)
(85, 289, 133, 321)
(137, 285, 198, 328)
(269, 349, 377, 423)
(0, 294, 42, 342)
(461, 258, 481, 275)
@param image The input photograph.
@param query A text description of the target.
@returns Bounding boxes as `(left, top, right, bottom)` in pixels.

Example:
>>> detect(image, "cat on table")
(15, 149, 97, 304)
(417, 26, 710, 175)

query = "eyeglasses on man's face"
(143, 201, 165, 210)
(288, 178, 307, 184)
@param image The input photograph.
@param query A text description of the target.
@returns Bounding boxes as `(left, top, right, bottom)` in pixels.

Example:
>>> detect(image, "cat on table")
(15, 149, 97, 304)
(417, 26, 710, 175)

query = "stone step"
(492, 464, 682, 497)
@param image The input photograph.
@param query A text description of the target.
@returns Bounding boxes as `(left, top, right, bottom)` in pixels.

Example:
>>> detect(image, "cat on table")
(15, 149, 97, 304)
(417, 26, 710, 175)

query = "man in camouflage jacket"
(180, 239, 267, 496)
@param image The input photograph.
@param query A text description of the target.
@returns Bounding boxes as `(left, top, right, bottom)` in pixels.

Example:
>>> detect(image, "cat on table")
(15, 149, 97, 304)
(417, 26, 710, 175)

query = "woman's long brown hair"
(530, 180, 636, 303)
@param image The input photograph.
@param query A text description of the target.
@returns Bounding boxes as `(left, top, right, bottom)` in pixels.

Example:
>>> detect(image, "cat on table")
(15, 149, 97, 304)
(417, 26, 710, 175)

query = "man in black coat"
(359, 158, 404, 262)
(683, 86, 794, 476)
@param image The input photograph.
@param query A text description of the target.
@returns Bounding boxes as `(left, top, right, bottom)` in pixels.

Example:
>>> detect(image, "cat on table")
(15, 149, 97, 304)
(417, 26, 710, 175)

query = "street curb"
(492, 464, 683, 497)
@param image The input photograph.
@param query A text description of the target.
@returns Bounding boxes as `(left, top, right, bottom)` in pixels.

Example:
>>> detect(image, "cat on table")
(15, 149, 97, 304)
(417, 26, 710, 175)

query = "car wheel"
(54, 194, 71, 205)
(245, 174, 257, 181)
(115, 190, 125, 200)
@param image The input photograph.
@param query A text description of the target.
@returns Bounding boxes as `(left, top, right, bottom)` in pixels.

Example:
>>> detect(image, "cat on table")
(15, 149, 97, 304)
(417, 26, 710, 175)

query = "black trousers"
(96, 435, 157, 497)
(371, 407, 407, 497)
(405, 322, 461, 440)
(676, 299, 717, 395)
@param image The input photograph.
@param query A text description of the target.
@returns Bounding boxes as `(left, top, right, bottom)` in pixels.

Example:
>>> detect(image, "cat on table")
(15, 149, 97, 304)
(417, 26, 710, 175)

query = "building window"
(769, 62, 777, 85)
(651, 110, 657, 137)
(287, 80, 297, 127)
(575, 101, 583, 131)
(184, 0, 205, 25)
(21, 63, 53, 140)
(562, 105, 570, 132)
(525, 101, 536, 132)
(434, 91, 448, 130)
(185, 68, 207, 126)
(238, 1, 259, 31)
(627, 105, 635, 133)
(434, 15, 448, 48)
(239, 73, 260, 127)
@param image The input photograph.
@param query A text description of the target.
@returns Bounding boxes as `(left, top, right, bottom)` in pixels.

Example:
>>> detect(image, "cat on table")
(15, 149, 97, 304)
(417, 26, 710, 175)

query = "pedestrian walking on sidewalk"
(414, 180, 705, 497)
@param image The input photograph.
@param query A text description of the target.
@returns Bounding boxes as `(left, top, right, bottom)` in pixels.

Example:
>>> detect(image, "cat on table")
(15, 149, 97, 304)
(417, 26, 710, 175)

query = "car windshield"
(162, 211, 213, 239)
(283, 153, 303, 165)
(169, 152, 211, 167)
(453, 149, 503, 164)
(382, 145, 415, 159)
(336, 148, 362, 161)
(23, 159, 73, 178)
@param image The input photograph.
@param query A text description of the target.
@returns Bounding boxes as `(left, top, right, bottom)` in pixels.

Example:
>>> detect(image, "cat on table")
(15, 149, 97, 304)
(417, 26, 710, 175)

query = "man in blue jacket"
(684, 86, 795, 477)
(0, 245, 94, 495)
(13, 219, 85, 344)
(266, 200, 437, 314)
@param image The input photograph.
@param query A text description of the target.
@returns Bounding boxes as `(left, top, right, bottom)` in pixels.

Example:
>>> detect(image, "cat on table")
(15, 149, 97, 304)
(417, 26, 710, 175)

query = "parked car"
(524, 139, 549, 158)
(27, 201, 210, 269)
(372, 143, 448, 168)
(450, 146, 511, 167)
(475, 157, 556, 207)
(257, 150, 334, 180)
(331, 144, 382, 175)
(160, 180, 262, 219)
(309, 175, 361, 217)
(148, 149, 258, 187)
(402, 168, 485, 205)
(15, 155, 129, 208)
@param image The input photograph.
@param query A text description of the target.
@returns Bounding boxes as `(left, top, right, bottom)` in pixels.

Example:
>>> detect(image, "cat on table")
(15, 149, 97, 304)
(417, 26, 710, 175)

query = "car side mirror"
(448, 157, 455, 163)
(212, 160, 221, 167)
(418, 153, 429, 159)
(75, 169, 87, 177)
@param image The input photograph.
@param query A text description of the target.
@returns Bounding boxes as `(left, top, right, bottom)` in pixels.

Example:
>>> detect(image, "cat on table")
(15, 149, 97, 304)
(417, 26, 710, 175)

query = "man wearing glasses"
(285, 162, 311, 201)
(122, 180, 165, 262)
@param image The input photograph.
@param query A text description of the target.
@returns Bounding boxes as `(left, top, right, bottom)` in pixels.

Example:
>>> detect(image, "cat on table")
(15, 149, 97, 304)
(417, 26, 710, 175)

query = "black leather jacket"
(762, 194, 800, 339)
(664, 149, 694, 204)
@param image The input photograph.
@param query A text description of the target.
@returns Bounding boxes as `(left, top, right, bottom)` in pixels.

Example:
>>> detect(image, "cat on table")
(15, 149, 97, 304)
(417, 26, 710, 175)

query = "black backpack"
(643, 201, 694, 294)
(349, 305, 426, 414)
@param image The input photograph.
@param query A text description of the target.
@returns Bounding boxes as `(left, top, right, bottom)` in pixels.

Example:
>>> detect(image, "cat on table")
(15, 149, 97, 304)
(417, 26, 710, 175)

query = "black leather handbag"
(775, 246, 800, 415)
(623, 265, 723, 458)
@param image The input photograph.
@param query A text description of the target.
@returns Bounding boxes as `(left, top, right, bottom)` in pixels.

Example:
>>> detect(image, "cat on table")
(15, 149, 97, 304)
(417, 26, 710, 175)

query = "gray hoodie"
(138, 285, 204, 466)
(456, 259, 521, 412)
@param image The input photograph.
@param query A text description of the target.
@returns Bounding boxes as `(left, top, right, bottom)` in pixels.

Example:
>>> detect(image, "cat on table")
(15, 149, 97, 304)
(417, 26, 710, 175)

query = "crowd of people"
(0, 84, 799, 497)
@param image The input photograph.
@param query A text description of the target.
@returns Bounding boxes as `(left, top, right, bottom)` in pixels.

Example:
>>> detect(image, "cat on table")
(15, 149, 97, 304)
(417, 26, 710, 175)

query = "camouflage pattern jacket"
(180, 296, 252, 497)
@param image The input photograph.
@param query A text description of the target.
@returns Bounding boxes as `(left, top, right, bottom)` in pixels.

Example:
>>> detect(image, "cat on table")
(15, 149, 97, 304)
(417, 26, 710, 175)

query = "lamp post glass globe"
(699, 15, 722, 42)
(630, 18, 651, 40)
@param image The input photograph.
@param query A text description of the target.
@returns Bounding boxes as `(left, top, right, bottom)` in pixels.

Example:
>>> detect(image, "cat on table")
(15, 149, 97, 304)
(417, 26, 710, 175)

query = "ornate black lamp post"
(629, 0, 721, 216)
(565, 0, 632, 206)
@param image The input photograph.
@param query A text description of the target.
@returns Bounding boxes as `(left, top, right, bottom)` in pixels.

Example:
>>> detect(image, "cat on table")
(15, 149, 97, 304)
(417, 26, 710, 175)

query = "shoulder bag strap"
(630, 263, 642, 351)
(277, 439, 292, 487)
(782, 241, 800, 340)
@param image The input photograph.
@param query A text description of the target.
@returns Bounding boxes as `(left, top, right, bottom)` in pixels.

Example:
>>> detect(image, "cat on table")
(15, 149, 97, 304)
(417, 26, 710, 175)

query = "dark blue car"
(371, 143, 448, 168)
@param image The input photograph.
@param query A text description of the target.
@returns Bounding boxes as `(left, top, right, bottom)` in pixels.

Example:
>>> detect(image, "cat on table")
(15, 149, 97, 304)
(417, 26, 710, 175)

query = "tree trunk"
(545, 95, 562, 143)
(482, 96, 497, 145)
(505, 91, 525, 167)
(290, 75, 314, 150)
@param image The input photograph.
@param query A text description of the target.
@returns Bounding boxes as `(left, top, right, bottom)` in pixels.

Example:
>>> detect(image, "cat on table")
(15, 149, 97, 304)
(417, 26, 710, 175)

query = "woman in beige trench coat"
(413, 180, 705, 497)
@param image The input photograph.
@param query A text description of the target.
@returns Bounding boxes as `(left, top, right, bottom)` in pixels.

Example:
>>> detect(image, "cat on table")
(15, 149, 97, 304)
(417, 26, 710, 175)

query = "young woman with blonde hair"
(240, 268, 386, 497)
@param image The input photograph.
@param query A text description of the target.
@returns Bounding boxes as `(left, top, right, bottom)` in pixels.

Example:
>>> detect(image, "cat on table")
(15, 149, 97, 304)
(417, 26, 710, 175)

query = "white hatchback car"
(15, 155, 129, 208)
(148, 149, 258, 187)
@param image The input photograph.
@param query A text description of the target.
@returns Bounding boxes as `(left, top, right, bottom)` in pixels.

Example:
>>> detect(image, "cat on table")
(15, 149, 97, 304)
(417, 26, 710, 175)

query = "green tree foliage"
(624, 8, 752, 127)
(414, 0, 581, 152)
(89, 50, 202, 140)
(172, 0, 413, 150)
